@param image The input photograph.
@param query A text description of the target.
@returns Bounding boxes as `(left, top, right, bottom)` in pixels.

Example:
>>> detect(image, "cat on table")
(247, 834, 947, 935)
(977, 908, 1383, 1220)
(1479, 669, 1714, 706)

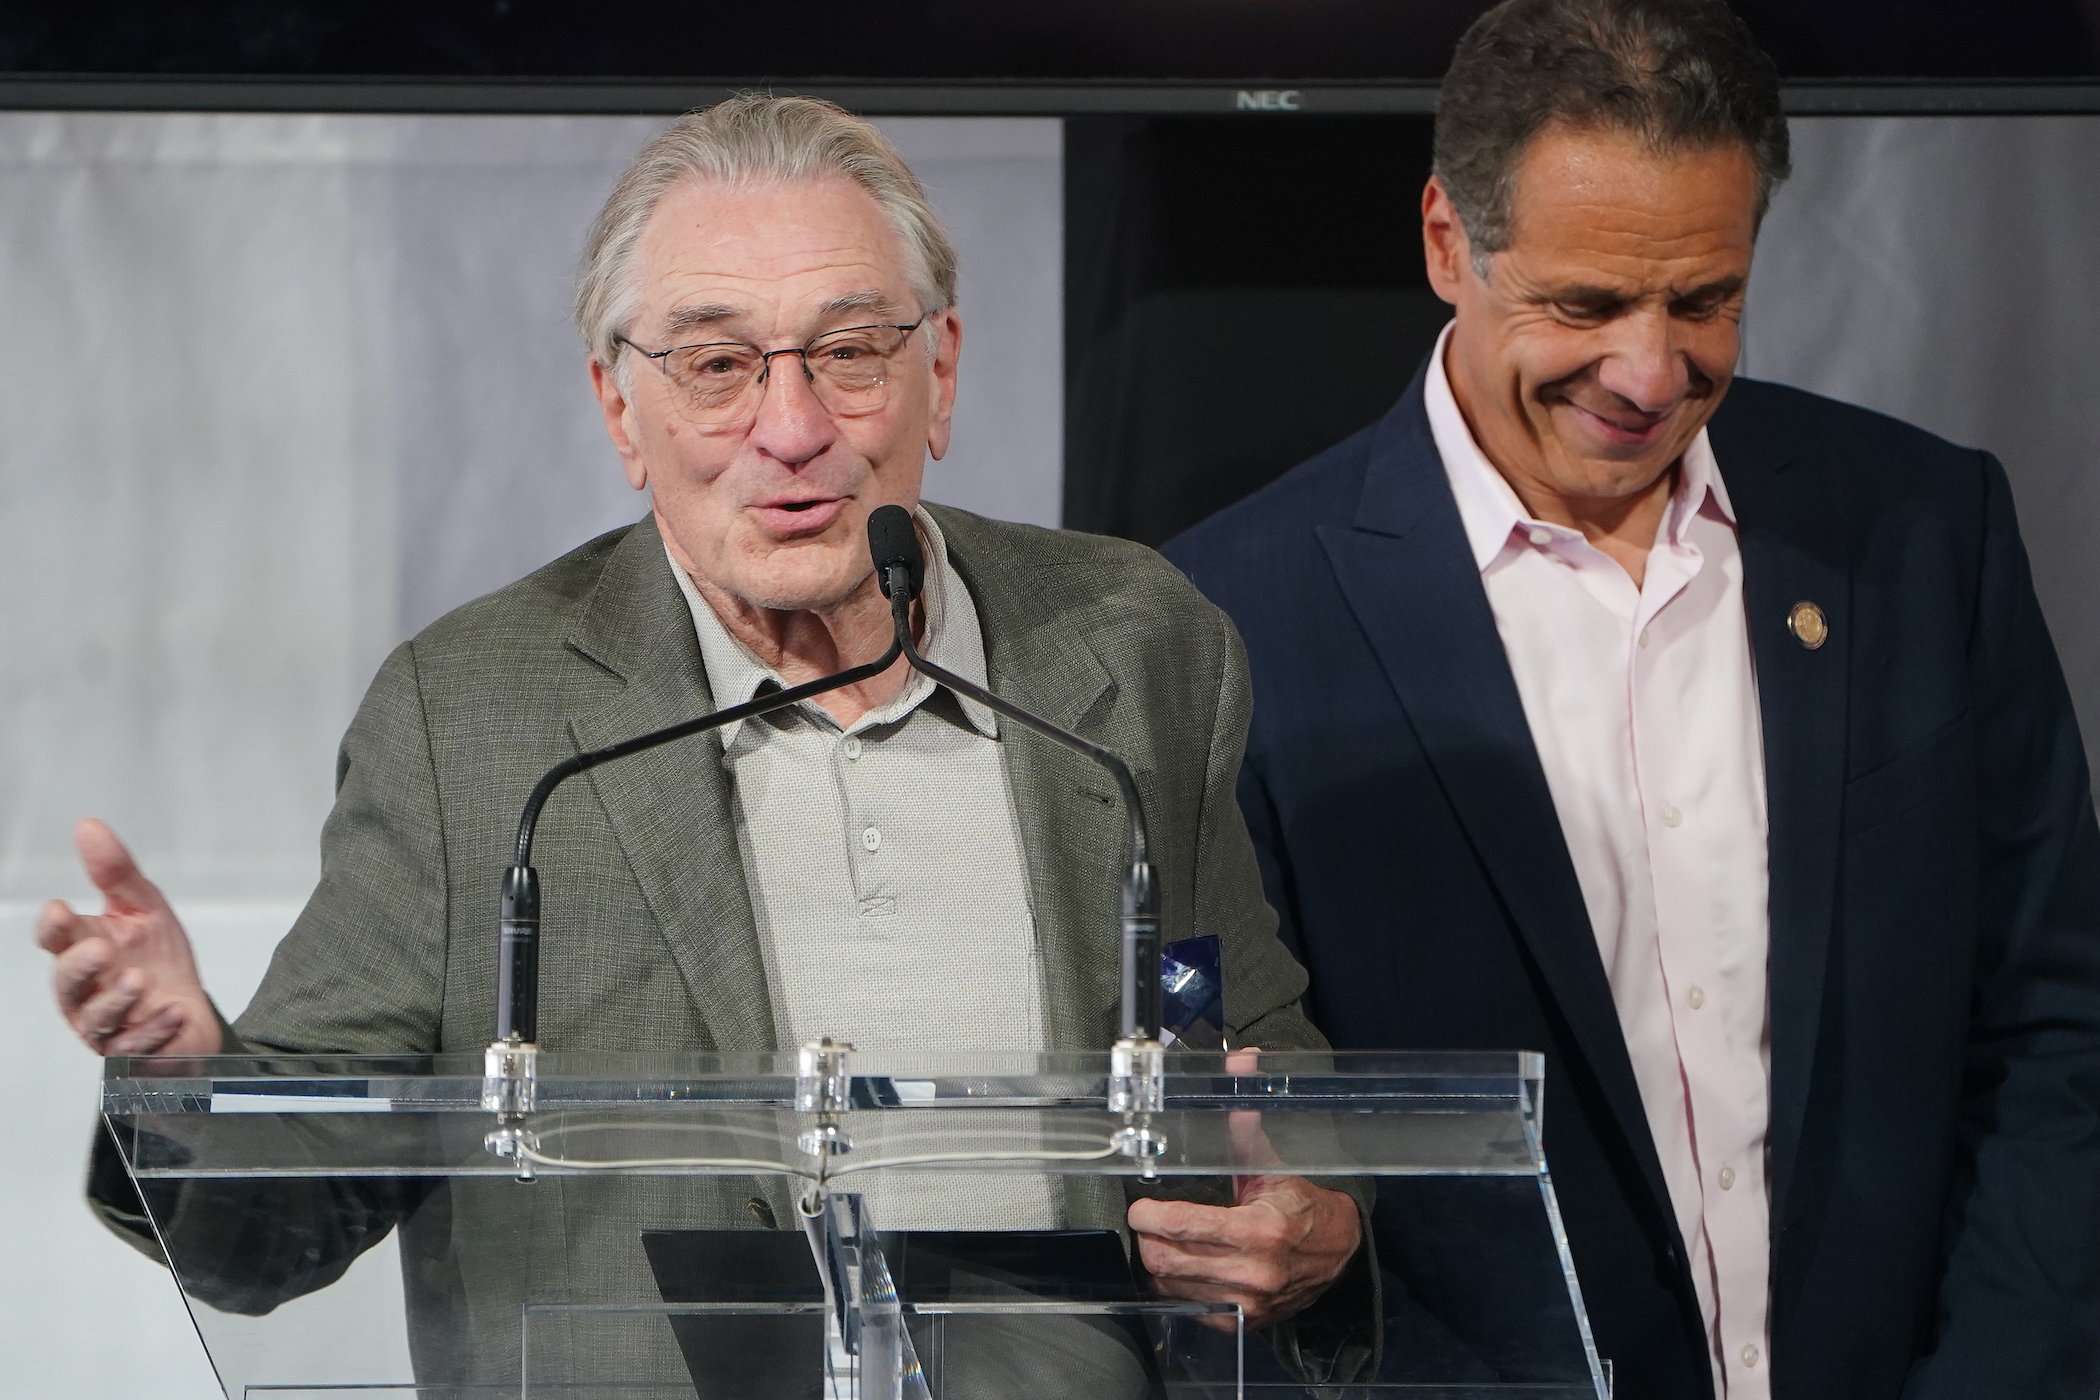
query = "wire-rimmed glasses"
(615, 319, 925, 427)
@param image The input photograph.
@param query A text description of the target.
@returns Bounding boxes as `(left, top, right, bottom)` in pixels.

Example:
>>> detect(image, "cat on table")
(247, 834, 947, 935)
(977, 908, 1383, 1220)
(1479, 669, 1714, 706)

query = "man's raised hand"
(36, 819, 221, 1058)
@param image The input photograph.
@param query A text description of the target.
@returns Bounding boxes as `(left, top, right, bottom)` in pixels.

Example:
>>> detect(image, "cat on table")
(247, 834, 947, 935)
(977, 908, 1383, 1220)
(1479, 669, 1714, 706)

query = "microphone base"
(483, 1038, 541, 1180)
(1108, 1036, 1167, 1178)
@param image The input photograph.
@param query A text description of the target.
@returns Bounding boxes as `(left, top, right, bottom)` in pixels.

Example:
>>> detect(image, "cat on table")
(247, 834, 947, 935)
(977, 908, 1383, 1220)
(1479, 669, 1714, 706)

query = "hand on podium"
(1125, 1047, 1362, 1330)
(37, 819, 223, 1058)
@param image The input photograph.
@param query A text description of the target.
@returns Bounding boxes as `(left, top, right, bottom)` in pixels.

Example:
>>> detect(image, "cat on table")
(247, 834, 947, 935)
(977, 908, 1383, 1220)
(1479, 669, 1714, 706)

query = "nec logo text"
(1234, 89, 1302, 112)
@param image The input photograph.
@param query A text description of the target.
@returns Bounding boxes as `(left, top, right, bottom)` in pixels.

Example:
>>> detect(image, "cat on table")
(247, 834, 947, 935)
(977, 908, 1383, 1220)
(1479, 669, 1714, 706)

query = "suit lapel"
(935, 508, 1128, 1050)
(564, 516, 779, 1055)
(1709, 403, 1850, 1220)
(1319, 375, 1677, 1221)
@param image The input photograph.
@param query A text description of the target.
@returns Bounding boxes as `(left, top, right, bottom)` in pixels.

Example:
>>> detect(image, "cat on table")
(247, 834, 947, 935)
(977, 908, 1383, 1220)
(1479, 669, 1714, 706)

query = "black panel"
(3, 1, 2097, 84)
(1734, 0, 2100, 80)
(1064, 116, 1448, 545)
(0, 2, 1486, 81)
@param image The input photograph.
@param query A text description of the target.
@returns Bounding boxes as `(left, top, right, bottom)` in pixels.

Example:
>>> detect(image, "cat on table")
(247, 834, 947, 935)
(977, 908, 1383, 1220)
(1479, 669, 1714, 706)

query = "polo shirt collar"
(668, 505, 998, 745)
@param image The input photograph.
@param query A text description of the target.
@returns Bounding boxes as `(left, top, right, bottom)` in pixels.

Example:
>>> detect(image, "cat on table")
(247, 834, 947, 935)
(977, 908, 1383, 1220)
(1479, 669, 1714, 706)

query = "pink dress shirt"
(1424, 325, 1775, 1398)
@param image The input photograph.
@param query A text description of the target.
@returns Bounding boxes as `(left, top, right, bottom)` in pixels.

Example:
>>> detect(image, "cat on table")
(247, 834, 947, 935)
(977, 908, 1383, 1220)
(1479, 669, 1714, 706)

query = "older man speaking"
(39, 94, 1359, 1387)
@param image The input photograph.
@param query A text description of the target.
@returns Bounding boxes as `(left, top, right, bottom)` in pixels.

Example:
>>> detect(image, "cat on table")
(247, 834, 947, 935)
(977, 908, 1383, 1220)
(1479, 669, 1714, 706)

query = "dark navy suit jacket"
(1166, 368, 2100, 1400)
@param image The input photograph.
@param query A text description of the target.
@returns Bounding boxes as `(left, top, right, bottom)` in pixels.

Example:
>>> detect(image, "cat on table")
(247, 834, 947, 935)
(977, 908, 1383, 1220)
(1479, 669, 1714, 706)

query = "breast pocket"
(1841, 709, 1972, 837)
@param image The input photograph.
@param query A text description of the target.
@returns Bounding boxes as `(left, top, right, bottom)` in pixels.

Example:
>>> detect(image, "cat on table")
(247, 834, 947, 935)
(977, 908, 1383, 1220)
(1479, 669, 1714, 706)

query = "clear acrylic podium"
(101, 1047, 1608, 1399)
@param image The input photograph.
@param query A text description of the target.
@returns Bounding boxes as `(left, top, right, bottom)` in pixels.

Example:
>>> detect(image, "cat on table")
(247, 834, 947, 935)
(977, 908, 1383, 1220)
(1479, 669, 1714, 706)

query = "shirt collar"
(1422, 319, 1736, 575)
(668, 506, 999, 745)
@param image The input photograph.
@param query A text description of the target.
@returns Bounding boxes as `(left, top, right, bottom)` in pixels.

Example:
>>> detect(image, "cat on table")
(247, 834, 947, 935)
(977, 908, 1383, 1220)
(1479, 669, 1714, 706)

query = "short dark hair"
(1433, 0, 1790, 264)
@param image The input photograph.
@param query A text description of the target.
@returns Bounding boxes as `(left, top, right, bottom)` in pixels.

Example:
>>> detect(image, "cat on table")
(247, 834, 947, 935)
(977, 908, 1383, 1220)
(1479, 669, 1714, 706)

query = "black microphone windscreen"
(866, 504, 926, 600)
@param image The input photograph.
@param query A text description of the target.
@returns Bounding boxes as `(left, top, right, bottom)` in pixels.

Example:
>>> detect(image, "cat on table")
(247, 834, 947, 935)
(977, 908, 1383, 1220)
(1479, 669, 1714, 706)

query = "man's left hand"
(1126, 1044, 1362, 1332)
(1127, 1173, 1362, 1330)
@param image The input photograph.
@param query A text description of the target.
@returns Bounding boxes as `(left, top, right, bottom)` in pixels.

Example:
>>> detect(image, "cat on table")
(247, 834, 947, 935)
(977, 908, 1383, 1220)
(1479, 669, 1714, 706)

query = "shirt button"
(843, 735, 863, 760)
(1526, 526, 1554, 548)
(1741, 1344, 1761, 1369)
(1660, 803, 1683, 828)
(1685, 985, 1707, 1011)
(1717, 1165, 1736, 1191)
(861, 827, 881, 852)
(1638, 627, 1652, 649)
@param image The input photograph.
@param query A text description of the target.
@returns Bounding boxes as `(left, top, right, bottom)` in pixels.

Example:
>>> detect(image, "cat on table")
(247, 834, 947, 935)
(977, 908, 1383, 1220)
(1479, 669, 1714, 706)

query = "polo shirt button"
(861, 827, 881, 852)
(843, 735, 863, 760)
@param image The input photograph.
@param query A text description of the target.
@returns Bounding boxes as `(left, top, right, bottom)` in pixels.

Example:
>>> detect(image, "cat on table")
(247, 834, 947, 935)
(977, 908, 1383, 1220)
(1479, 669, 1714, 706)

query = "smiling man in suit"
(1167, 1, 2100, 1397)
(37, 94, 1360, 1388)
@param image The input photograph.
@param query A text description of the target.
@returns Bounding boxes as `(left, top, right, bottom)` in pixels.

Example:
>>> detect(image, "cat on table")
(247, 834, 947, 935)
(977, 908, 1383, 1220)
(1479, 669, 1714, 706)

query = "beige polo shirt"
(667, 509, 1058, 1229)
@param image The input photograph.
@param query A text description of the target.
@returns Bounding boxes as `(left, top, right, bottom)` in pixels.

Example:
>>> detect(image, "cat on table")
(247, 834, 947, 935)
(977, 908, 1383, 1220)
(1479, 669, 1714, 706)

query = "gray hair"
(1434, 0, 1790, 271)
(574, 93, 959, 372)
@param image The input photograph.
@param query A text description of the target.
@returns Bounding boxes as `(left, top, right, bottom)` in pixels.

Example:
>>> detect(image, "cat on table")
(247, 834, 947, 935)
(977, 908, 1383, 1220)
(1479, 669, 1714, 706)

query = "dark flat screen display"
(4, 0, 2097, 84)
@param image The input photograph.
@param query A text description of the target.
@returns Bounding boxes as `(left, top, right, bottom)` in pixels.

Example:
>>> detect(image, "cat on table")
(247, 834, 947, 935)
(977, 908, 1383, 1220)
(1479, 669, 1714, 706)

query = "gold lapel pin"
(1788, 600, 1829, 651)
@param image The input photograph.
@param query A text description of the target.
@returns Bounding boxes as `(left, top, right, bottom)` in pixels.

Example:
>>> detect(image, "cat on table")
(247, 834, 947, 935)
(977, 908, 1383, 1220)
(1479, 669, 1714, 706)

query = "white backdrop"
(0, 111, 1061, 1400)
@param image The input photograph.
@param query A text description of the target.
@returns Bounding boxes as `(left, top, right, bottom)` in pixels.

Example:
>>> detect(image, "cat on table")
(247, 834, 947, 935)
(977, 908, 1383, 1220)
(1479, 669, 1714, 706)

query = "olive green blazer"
(97, 506, 1337, 1388)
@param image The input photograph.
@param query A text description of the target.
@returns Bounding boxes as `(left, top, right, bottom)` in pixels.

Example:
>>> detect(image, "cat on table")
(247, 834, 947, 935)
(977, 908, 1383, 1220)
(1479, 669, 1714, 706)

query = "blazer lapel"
(1318, 375, 1677, 1221)
(936, 509, 1128, 1050)
(1708, 405, 1850, 1221)
(563, 516, 779, 1055)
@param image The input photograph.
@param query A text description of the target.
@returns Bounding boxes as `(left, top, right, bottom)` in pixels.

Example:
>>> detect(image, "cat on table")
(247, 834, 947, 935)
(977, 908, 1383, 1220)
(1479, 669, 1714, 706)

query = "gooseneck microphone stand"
(484, 509, 1171, 1173)
(865, 505, 1168, 1158)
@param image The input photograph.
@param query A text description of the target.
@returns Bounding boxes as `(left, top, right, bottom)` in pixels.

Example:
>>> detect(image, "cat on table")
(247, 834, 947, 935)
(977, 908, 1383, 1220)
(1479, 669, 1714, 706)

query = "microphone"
(866, 505, 1164, 1043)
(490, 586, 904, 1053)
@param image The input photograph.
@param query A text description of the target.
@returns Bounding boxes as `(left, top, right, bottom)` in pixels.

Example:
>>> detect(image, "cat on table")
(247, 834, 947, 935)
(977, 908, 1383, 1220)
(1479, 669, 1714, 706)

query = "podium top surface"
(102, 1048, 1550, 1180)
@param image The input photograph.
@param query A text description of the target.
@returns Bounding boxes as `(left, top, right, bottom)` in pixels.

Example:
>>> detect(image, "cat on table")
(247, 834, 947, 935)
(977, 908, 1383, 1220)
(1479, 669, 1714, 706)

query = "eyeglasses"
(615, 319, 925, 427)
